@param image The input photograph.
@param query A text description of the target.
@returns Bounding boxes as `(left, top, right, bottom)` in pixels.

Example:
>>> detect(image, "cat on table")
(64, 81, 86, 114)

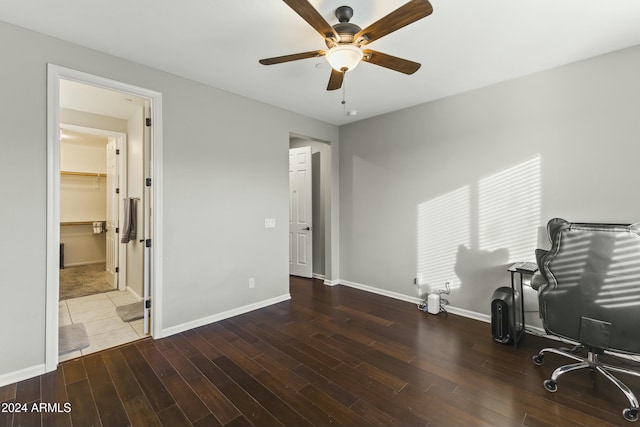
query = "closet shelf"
(61, 171, 106, 177)
(61, 221, 106, 226)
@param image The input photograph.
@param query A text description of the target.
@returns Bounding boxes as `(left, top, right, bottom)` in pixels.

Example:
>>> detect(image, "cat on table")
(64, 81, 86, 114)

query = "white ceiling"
(2, 0, 640, 125)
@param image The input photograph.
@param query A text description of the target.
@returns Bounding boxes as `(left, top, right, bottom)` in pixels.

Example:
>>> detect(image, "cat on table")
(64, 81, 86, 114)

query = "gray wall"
(0, 20, 338, 381)
(339, 44, 640, 317)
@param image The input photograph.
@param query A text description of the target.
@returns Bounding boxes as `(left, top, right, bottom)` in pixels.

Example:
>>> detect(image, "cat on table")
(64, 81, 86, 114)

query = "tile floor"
(59, 290, 147, 362)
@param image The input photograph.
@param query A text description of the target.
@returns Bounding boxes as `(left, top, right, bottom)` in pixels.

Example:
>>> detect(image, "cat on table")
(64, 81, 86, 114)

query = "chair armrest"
(530, 272, 546, 291)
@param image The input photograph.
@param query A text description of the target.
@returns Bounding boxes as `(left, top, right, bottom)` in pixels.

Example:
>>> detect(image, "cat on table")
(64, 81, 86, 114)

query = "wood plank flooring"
(2, 276, 640, 426)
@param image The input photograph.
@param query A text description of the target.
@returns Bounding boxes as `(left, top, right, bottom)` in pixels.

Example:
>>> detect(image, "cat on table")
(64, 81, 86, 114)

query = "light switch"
(264, 218, 276, 228)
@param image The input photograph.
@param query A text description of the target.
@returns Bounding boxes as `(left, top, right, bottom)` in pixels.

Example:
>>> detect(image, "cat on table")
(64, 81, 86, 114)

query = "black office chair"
(531, 218, 640, 422)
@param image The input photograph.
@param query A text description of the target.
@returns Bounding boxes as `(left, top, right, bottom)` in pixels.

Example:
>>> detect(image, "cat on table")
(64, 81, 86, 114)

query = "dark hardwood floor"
(2, 276, 639, 426)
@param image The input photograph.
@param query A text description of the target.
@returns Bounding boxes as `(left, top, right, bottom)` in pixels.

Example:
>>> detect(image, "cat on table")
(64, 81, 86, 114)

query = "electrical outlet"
(249, 277, 255, 288)
(264, 218, 276, 228)
(416, 273, 423, 285)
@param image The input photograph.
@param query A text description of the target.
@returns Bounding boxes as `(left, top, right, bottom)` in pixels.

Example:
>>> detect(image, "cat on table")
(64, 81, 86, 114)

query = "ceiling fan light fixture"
(325, 44, 363, 72)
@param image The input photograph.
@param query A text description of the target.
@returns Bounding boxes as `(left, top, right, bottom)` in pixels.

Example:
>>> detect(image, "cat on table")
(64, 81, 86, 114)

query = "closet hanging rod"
(60, 221, 105, 226)
(60, 171, 106, 177)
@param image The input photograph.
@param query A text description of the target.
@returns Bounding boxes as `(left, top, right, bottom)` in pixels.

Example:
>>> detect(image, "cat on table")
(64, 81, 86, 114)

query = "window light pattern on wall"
(416, 154, 542, 295)
(478, 155, 541, 263)
(417, 186, 471, 292)
(596, 240, 640, 309)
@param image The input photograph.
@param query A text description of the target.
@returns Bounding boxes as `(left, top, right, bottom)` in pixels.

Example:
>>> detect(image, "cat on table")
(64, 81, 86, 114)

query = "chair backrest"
(539, 218, 640, 354)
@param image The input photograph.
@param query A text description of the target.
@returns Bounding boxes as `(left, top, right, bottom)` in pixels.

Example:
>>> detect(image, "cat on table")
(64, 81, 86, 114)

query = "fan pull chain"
(341, 73, 347, 114)
(341, 72, 357, 117)
(342, 71, 349, 116)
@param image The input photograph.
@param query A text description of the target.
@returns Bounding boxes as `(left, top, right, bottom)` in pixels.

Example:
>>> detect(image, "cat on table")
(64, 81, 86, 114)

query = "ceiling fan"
(259, 0, 433, 91)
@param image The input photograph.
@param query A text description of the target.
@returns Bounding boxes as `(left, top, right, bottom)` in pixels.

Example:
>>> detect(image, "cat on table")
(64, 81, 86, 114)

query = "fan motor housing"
(331, 22, 361, 44)
(329, 6, 361, 45)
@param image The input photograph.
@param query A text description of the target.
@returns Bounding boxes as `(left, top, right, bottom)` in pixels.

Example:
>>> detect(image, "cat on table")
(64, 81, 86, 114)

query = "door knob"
(303, 227, 311, 231)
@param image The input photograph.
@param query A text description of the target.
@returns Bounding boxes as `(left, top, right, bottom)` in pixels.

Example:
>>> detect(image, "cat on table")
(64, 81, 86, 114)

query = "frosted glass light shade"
(325, 45, 363, 72)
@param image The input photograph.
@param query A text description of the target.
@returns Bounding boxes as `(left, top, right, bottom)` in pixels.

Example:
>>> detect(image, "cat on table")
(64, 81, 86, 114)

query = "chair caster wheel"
(623, 408, 639, 422)
(543, 380, 557, 393)
(532, 354, 544, 365)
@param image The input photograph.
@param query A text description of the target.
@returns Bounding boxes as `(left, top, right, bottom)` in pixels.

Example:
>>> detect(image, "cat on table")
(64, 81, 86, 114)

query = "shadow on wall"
(417, 154, 541, 312)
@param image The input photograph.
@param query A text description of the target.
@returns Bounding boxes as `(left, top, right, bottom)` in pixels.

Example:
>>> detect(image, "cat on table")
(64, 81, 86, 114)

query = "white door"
(106, 138, 119, 288)
(142, 102, 152, 334)
(289, 146, 313, 278)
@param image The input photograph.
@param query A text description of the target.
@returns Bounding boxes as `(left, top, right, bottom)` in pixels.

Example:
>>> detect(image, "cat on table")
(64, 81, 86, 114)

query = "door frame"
(46, 64, 164, 371)
(289, 134, 338, 283)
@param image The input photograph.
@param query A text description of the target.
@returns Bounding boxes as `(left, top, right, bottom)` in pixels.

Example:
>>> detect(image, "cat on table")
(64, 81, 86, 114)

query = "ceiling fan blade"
(355, 0, 433, 45)
(327, 69, 344, 91)
(362, 49, 421, 74)
(283, 0, 338, 40)
(259, 50, 326, 65)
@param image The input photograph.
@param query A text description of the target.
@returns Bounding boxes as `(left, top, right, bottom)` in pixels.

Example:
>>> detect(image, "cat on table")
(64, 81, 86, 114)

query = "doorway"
(289, 136, 332, 281)
(58, 125, 126, 297)
(58, 123, 141, 361)
(46, 65, 164, 371)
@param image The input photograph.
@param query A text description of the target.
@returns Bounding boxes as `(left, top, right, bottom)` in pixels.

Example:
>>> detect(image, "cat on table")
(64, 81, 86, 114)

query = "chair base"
(533, 346, 640, 422)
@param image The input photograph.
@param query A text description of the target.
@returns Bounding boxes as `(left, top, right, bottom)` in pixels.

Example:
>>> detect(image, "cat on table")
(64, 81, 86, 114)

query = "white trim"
(339, 279, 422, 304)
(338, 279, 495, 324)
(150, 94, 164, 339)
(161, 294, 291, 338)
(323, 279, 340, 286)
(446, 306, 491, 323)
(525, 324, 547, 336)
(126, 285, 144, 302)
(46, 64, 164, 371)
(0, 364, 46, 388)
(46, 66, 61, 371)
(312, 273, 326, 280)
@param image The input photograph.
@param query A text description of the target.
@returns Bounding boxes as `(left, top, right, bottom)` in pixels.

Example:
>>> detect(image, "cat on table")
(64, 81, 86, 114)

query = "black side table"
(507, 262, 537, 347)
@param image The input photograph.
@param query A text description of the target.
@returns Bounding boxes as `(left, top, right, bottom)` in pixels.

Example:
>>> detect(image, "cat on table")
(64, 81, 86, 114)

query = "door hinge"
(145, 239, 152, 248)
(116, 188, 120, 194)
(115, 227, 119, 233)
(145, 299, 151, 309)
(146, 178, 152, 187)
(146, 118, 151, 127)
(116, 149, 120, 155)
(115, 267, 119, 273)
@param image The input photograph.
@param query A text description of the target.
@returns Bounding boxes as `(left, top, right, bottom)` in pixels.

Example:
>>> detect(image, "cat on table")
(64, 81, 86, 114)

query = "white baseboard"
(0, 364, 46, 388)
(339, 279, 495, 324)
(126, 286, 143, 301)
(324, 279, 340, 286)
(446, 306, 491, 323)
(339, 280, 422, 305)
(312, 273, 326, 280)
(161, 293, 291, 338)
